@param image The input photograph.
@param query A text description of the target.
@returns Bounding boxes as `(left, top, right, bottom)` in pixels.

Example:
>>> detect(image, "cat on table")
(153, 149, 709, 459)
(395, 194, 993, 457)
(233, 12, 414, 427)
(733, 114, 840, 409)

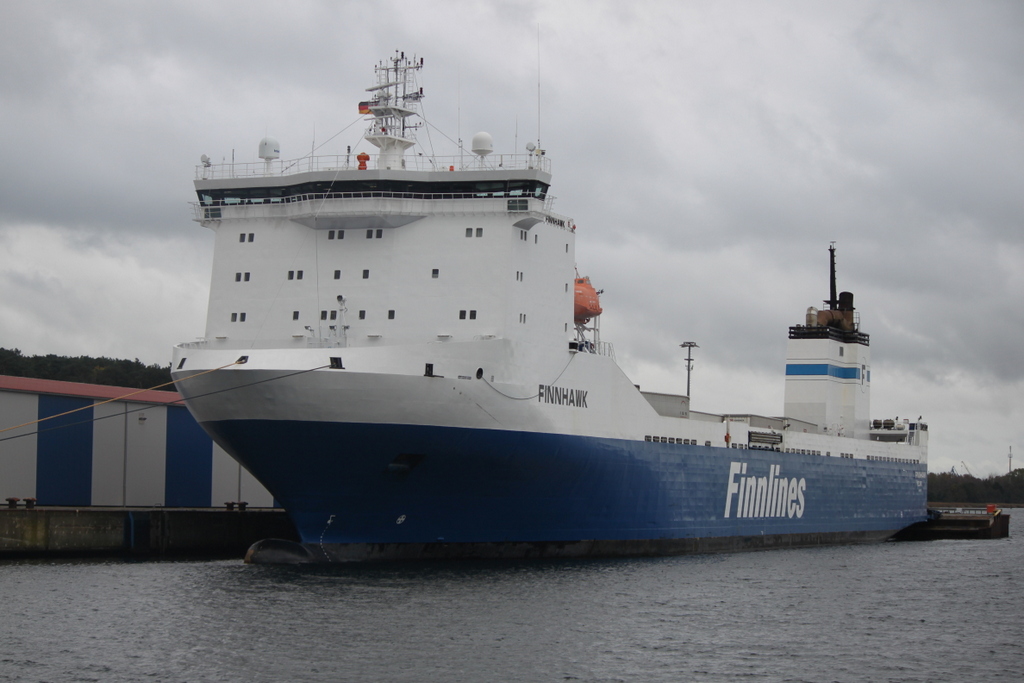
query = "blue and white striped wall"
(0, 376, 274, 507)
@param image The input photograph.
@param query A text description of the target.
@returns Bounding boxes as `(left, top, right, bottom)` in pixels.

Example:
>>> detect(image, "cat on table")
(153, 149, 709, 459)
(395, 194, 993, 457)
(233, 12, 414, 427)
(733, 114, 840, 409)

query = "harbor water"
(1, 534, 1020, 682)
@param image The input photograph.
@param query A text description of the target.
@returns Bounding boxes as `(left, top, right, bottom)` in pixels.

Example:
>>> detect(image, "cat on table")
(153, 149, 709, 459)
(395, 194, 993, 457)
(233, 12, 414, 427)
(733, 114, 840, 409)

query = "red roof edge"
(0, 374, 184, 405)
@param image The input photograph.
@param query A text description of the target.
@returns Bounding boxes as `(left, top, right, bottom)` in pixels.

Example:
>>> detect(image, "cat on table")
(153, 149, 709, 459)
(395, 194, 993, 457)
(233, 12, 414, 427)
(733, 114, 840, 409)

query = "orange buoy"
(574, 276, 602, 323)
(357, 152, 370, 170)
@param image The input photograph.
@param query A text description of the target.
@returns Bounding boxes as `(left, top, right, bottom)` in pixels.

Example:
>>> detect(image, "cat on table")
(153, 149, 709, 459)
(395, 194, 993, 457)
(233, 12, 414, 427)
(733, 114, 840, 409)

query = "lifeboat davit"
(574, 276, 603, 323)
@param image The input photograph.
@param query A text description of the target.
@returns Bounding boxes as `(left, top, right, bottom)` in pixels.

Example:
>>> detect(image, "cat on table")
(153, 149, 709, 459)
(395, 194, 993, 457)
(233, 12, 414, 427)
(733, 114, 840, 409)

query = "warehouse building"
(0, 375, 273, 508)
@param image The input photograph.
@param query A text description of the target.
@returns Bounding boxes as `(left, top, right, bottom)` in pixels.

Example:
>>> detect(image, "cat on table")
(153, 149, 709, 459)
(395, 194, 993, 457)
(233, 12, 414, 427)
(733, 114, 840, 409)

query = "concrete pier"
(0, 507, 298, 559)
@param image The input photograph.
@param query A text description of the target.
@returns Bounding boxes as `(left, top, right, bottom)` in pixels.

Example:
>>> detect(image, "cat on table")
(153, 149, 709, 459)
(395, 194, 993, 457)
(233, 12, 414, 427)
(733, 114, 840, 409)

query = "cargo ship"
(171, 52, 928, 562)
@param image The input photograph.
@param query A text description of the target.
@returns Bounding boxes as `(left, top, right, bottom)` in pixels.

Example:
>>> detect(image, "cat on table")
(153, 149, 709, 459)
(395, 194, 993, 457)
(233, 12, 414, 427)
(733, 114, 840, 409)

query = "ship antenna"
(457, 63, 462, 168)
(826, 241, 838, 310)
(536, 23, 542, 150)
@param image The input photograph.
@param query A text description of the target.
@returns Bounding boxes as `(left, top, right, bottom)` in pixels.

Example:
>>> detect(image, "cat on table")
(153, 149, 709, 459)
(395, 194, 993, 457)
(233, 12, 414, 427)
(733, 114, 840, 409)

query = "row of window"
(638, 438, 848, 455)
(645, 436, 711, 446)
(241, 226, 555, 244)
(322, 229, 380, 239)
(199, 178, 550, 205)
(231, 310, 497, 323)
(866, 455, 918, 464)
(235, 268, 539, 283)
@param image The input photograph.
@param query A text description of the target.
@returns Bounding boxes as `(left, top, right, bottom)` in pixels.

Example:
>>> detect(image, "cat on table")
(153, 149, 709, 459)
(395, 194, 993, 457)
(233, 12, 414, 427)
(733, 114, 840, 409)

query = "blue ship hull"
(204, 419, 927, 561)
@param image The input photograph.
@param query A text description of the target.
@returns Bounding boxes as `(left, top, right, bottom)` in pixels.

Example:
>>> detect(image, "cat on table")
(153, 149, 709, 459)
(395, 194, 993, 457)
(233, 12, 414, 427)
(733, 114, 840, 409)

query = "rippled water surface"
(1, 534, 1021, 682)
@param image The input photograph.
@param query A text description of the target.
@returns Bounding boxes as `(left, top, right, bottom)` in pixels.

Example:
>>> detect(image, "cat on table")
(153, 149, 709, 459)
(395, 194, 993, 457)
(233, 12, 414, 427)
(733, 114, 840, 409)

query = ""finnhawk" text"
(537, 384, 589, 408)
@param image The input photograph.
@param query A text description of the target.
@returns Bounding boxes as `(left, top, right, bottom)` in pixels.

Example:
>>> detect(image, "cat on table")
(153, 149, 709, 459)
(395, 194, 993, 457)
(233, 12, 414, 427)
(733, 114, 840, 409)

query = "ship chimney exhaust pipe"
(827, 242, 839, 310)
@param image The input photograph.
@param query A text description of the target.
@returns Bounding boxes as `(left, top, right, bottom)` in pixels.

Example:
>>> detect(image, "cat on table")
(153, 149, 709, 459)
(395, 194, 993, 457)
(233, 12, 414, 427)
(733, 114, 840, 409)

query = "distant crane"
(960, 461, 973, 477)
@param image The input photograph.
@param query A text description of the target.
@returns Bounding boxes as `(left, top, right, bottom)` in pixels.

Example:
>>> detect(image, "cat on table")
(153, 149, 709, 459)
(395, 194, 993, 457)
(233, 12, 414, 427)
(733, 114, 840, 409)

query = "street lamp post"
(680, 342, 699, 397)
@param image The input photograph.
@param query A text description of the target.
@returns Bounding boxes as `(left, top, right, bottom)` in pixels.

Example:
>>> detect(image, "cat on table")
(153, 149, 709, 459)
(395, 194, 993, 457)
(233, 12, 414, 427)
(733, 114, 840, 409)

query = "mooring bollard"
(5, 497, 19, 509)
(23, 498, 37, 510)
(225, 502, 236, 511)
(238, 501, 248, 512)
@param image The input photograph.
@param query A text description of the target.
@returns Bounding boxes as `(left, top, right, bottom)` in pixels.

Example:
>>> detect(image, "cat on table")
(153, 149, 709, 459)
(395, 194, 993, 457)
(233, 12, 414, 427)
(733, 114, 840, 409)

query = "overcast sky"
(1, 0, 1020, 476)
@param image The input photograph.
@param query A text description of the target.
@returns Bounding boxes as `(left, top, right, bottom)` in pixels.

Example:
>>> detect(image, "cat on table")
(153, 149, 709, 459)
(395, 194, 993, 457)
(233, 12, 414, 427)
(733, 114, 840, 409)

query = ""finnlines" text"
(538, 384, 588, 408)
(724, 462, 806, 519)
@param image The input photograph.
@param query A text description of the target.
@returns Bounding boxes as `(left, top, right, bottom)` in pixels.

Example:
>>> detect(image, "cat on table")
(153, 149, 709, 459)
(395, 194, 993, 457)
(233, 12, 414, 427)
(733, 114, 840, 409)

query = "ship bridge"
(192, 155, 562, 232)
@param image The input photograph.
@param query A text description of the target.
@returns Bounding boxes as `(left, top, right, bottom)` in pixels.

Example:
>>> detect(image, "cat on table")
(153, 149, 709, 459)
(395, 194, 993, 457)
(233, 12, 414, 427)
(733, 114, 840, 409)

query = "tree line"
(928, 470, 1024, 505)
(0, 348, 174, 391)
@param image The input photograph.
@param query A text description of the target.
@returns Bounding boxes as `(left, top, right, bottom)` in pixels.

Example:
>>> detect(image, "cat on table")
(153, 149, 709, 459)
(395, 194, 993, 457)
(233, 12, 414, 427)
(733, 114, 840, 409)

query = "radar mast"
(362, 51, 424, 170)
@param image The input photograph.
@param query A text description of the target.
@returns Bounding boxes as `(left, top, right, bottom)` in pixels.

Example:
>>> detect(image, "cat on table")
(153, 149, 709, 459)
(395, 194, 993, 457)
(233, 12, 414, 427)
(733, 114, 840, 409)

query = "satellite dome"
(471, 131, 493, 157)
(259, 136, 281, 160)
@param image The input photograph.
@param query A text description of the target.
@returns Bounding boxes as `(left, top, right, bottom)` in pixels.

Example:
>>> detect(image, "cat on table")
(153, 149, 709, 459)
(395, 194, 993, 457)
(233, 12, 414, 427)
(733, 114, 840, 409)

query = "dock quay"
(0, 506, 298, 559)
(893, 505, 1011, 541)
(2, 504, 1009, 560)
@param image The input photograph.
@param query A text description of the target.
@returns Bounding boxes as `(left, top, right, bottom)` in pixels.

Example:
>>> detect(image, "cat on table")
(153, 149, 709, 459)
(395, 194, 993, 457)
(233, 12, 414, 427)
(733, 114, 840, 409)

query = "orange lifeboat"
(574, 276, 603, 323)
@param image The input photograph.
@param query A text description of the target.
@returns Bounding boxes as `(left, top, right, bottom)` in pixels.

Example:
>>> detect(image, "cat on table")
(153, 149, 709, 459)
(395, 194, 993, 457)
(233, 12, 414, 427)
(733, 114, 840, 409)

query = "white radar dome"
(259, 136, 281, 160)
(471, 131, 493, 157)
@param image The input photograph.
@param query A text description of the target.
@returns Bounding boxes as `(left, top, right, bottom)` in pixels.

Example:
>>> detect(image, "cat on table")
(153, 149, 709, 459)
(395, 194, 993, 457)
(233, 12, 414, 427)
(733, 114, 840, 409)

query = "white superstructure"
(189, 53, 574, 358)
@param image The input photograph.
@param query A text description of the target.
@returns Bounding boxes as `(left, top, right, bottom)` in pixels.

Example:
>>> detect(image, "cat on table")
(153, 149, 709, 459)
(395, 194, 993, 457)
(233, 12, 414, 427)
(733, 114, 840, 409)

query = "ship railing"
(192, 193, 571, 230)
(305, 337, 344, 348)
(589, 341, 615, 359)
(196, 153, 552, 180)
(930, 507, 1000, 516)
